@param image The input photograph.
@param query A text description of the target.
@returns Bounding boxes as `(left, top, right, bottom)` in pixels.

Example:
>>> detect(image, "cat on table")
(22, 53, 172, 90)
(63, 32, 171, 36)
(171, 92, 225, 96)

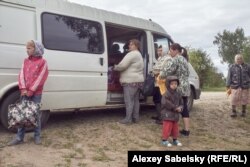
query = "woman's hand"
(226, 87, 231, 97)
(152, 70, 160, 76)
(175, 107, 182, 113)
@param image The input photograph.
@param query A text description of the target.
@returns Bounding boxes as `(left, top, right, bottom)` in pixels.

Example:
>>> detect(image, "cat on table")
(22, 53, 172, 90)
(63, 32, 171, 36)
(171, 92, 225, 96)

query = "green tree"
(242, 37, 250, 64)
(206, 67, 225, 87)
(213, 27, 250, 64)
(189, 49, 212, 88)
(189, 48, 225, 88)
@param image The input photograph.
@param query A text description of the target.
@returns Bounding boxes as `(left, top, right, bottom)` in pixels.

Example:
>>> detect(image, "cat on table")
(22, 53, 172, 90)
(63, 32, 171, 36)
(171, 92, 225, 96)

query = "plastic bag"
(156, 75, 167, 95)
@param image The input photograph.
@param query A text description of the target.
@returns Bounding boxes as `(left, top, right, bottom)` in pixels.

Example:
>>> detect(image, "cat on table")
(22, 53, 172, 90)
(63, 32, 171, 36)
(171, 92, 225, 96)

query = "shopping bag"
(8, 100, 41, 129)
(141, 74, 155, 96)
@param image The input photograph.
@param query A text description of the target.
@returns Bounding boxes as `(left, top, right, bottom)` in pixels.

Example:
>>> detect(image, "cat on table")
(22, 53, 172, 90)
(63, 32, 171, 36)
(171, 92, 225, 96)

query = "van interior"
(105, 23, 147, 103)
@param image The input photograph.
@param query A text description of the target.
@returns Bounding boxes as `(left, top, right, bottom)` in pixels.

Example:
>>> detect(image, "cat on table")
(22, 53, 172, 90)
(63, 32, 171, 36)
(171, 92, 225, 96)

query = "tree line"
(188, 27, 250, 89)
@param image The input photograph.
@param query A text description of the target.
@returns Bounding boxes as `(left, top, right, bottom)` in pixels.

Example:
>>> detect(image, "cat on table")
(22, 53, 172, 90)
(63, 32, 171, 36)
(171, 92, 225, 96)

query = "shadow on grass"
(45, 105, 155, 128)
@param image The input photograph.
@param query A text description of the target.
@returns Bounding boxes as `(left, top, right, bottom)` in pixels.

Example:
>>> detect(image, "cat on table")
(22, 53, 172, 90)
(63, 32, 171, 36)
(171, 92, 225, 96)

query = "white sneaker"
(173, 140, 182, 146)
(161, 140, 172, 147)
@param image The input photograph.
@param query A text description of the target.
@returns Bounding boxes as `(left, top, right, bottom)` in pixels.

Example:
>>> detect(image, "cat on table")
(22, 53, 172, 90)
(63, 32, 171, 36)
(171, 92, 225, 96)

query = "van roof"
(2, 0, 169, 36)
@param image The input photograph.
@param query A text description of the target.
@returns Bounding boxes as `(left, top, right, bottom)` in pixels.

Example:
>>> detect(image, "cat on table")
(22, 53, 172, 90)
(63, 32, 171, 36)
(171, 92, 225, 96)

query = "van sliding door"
(36, 10, 108, 110)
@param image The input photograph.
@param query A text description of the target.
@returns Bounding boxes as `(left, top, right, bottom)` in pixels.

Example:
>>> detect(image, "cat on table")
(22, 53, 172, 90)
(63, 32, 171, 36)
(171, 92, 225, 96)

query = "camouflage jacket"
(152, 55, 171, 87)
(226, 63, 250, 89)
(159, 54, 190, 96)
(152, 55, 171, 75)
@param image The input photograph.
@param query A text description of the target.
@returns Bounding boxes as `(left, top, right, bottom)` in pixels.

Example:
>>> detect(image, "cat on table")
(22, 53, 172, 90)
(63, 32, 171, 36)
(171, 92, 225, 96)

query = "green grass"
(202, 87, 225, 92)
(92, 148, 113, 162)
(77, 163, 87, 167)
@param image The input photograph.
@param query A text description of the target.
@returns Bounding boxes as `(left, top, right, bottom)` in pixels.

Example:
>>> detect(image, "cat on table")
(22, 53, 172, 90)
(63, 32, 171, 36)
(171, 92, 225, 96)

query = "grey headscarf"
(33, 40, 44, 56)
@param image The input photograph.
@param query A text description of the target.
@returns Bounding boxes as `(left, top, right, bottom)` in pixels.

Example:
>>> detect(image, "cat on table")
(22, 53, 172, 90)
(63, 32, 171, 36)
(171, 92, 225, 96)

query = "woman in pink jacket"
(8, 40, 49, 146)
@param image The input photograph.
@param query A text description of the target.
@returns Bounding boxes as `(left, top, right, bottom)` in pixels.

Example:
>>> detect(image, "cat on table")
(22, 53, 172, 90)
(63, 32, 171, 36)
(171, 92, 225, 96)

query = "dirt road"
(0, 92, 250, 167)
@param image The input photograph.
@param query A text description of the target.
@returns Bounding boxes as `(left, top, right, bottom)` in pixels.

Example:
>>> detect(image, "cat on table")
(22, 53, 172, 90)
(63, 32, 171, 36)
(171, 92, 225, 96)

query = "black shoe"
(231, 112, 237, 118)
(241, 112, 246, 117)
(155, 120, 163, 125)
(34, 138, 41, 145)
(132, 118, 139, 123)
(7, 139, 24, 146)
(180, 129, 190, 136)
(119, 119, 132, 125)
(151, 116, 158, 120)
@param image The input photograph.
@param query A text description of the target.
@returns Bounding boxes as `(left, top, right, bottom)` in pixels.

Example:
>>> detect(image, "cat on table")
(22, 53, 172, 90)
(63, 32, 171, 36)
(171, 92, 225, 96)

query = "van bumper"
(194, 89, 201, 99)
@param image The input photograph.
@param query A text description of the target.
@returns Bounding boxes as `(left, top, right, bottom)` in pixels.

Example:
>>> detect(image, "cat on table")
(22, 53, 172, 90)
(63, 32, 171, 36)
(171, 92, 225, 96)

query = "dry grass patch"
(0, 93, 249, 166)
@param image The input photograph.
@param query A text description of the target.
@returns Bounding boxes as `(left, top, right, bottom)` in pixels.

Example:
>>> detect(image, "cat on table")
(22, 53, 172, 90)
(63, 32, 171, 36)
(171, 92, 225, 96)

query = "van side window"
(41, 13, 104, 54)
(152, 34, 169, 59)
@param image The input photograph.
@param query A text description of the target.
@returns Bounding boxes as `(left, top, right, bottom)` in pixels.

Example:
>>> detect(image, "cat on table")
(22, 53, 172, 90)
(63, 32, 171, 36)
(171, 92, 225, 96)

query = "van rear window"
(41, 12, 104, 54)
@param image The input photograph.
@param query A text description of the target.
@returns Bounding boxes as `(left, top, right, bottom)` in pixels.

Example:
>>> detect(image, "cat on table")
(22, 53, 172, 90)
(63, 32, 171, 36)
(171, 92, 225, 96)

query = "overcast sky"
(68, 0, 250, 76)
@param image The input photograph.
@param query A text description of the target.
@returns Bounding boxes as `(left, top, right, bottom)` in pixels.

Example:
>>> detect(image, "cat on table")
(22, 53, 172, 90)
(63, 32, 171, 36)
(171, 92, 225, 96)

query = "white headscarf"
(33, 40, 44, 56)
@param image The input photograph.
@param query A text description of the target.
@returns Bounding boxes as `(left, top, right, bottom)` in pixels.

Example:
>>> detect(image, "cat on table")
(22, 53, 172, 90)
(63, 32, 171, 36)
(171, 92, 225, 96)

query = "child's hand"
(21, 90, 27, 96)
(27, 90, 34, 97)
(175, 107, 182, 113)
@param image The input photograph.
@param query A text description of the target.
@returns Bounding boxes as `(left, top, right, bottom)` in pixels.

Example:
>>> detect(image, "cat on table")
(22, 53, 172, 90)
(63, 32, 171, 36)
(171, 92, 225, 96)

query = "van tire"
(0, 91, 20, 131)
(0, 91, 50, 132)
(41, 110, 50, 128)
(187, 89, 194, 112)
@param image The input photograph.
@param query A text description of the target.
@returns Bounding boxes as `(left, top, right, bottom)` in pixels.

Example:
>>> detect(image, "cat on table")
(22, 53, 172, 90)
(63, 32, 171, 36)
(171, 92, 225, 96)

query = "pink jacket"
(18, 56, 49, 95)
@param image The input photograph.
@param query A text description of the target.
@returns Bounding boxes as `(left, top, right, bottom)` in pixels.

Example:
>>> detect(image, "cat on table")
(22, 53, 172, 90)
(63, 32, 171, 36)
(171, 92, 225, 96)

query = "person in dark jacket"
(161, 76, 183, 147)
(226, 54, 250, 117)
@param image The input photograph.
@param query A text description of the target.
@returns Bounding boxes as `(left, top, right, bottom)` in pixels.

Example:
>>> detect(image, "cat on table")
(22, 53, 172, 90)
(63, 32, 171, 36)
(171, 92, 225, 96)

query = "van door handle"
(99, 57, 104, 66)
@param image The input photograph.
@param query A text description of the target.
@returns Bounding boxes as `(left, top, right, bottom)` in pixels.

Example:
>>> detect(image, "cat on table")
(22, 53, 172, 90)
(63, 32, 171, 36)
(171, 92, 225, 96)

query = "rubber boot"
(241, 105, 246, 117)
(155, 103, 162, 124)
(231, 110, 237, 118)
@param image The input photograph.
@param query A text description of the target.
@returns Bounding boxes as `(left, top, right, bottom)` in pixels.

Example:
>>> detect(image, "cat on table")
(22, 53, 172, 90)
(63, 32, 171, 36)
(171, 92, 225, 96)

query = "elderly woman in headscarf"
(8, 40, 49, 146)
(226, 54, 250, 117)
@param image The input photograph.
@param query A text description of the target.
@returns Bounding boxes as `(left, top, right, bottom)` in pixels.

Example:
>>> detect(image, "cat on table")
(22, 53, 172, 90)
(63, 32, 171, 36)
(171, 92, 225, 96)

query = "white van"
(0, 0, 200, 130)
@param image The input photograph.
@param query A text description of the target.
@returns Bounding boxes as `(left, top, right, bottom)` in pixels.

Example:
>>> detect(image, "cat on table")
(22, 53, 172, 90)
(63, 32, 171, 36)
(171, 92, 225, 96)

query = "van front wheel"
(187, 90, 194, 112)
(0, 91, 20, 130)
(0, 91, 50, 132)
(41, 110, 50, 128)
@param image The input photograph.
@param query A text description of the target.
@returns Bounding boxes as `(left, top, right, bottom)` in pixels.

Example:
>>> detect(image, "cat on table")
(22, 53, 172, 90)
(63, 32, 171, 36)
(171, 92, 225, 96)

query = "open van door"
(35, 8, 108, 110)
